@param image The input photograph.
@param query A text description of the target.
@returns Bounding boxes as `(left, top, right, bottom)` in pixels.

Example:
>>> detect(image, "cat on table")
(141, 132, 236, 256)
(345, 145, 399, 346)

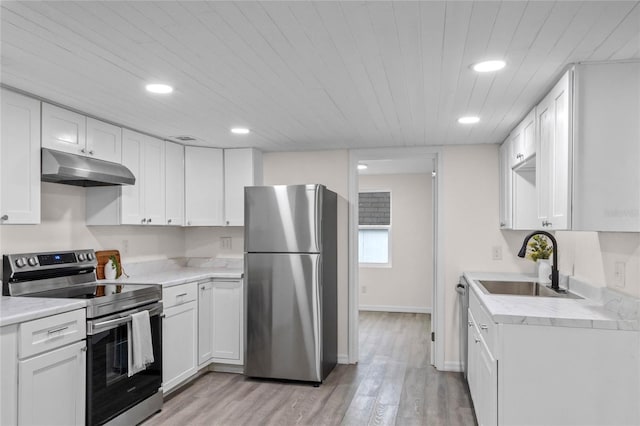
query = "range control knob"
(28, 257, 38, 267)
(78, 253, 86, 261)
(86, 253, 94, 261)
(15, 257, 27, 268)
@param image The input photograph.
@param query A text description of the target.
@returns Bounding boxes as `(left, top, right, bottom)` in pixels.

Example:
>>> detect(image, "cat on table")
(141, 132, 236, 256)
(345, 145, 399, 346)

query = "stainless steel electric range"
(2, 249, 163, 426)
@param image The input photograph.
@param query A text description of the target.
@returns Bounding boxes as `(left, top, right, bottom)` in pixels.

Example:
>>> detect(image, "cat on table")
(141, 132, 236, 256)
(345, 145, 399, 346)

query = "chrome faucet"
(517, 230, 560, 291)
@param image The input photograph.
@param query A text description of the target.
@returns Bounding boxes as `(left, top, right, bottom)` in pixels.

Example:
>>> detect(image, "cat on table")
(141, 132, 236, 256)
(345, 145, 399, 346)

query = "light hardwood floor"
(144, 311, 476, 426)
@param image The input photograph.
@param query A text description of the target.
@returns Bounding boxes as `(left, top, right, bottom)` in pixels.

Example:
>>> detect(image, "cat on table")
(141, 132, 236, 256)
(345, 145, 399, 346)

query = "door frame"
(347, 147, 444, 369)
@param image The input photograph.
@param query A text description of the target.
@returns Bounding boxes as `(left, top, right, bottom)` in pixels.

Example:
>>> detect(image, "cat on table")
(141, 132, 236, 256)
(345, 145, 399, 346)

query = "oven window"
(105, 325, 128, 385)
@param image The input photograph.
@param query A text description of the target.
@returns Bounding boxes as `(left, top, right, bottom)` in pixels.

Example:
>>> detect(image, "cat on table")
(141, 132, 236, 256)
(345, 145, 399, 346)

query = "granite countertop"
(464, 271, 639, 331)
(0, 296, 87, 327)
(100, 267, 244, 288)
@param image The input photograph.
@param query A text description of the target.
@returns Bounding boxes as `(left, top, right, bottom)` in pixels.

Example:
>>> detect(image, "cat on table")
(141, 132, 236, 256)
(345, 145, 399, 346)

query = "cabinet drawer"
(470, 289, 496, 353)
(163, 282, 198, 308)
(19, 309, 86, 359)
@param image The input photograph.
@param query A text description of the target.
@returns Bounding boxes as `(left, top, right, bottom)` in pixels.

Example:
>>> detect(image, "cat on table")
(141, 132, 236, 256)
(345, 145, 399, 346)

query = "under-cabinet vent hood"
(41, 148, 136, 187)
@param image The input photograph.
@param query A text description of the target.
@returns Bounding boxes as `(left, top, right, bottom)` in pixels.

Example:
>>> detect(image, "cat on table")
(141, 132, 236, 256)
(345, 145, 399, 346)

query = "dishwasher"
(456, 276, 469, 378)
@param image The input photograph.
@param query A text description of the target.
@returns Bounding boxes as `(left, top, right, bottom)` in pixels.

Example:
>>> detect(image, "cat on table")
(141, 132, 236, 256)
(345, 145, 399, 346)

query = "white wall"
(358, 173, 433, 312)
(261, 150, 350, 362)
(184, 227, 245, 258)
(0, 183, 185, 275)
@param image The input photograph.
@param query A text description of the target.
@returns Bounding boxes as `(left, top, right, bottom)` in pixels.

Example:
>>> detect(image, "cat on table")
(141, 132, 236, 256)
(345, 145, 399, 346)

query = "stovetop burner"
(2, 249, 161, 319)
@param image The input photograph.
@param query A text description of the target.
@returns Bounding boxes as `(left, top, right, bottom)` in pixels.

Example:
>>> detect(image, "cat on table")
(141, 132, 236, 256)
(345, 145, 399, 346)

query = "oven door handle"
(88, 303, 163, 334)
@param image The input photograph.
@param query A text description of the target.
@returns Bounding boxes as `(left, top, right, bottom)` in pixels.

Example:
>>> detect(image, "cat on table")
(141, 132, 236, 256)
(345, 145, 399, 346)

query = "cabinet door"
(198, 281, 214, 366)
(211, 280, 243, 363)
(1, 325, 18, 426)
(476, 339, 498, 426)
(521, 109, 536, 160)
(120, 129, 145, 225)
(185, 146, 223, 226)
(498, 140, 512, 229)
(1, 90, 41, 224)
(41, 103, 86, 155)
(18, 340, 86, 426)
(86, 118, 122, 163)
(536, 71, 571, 230)
(142, 137, 166, 225)
(224, 148, 262, 226)
(165, 141, 185, 226)
(163, 301, 198, 393)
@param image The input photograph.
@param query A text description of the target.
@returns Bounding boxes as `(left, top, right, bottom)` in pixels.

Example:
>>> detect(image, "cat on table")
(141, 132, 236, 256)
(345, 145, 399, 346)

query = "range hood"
(41, 148, 135, 187)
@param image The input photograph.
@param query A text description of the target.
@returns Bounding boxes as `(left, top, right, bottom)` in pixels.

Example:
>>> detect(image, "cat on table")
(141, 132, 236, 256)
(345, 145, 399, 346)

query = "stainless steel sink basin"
(477, 280, 582, 299)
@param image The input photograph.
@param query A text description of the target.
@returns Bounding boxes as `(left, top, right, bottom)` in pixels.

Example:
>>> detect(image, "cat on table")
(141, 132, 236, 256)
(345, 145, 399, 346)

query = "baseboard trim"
(443, 361, 463, 372)
(337, 354, 350, 364)
(359, 305, 432, 314)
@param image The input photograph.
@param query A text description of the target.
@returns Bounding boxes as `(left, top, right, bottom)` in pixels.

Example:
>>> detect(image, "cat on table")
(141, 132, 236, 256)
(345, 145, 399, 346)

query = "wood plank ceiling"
(1, 1, 638, 151)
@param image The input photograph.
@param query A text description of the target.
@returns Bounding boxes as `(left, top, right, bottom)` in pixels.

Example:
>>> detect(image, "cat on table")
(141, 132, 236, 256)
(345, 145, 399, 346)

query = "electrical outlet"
(492, 246, 502, 261)
(614, 261, 626, 287)
(122, 240, 129, 254)
(220, 237, 232, 250)
(361, 285, 367, 294)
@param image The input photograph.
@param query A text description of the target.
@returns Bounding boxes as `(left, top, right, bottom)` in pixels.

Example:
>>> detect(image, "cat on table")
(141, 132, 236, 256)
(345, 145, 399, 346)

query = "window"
(358, 191, 391, 266)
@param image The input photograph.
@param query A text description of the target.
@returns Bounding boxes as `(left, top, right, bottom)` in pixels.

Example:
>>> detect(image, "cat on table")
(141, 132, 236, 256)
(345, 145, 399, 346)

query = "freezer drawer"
(245, 253, 322, 382)
(245, 185, 323, 253)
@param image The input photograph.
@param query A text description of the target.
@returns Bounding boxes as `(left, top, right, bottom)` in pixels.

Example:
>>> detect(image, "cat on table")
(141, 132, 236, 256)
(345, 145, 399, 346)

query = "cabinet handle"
(499, 222, 505, 227)
(187, 221, 192, 226)
(147, 218, 152, 223)
(81, 346, 87, 352)
(167, 219, 172, 224)
(176, 293, 188, 298)
(160, 313, 166, 318)
(201, 286, 205, 290)
(80, 148, 86, 154)
(1, 214, 8, 220)
(480, 324, 488, 330)
(468, 321, 473, 327)
(47, 326, 68, 335)
(141, 218, 147, 224)
(475, 338, 481, 344)
(226, 220, 230, 225)
(89, 150, 94, 155)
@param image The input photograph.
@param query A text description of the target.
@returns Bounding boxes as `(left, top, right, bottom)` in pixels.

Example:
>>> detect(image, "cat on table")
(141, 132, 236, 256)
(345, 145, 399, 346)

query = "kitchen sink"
(477, 280, 582, 299)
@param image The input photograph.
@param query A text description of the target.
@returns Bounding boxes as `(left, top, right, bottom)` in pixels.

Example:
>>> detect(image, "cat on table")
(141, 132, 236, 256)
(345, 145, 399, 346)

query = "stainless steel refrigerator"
(244, 184, 337, 383)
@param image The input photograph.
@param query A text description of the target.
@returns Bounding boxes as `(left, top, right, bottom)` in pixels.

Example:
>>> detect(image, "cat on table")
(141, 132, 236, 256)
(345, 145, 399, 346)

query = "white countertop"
(464, 271, 639, 331)
(0, 296, 87, 327)
(100, 267, 244, 288)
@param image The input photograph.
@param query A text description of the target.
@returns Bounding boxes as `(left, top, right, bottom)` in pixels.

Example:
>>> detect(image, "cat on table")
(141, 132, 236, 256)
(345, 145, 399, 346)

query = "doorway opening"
(348, 148, 444, 369)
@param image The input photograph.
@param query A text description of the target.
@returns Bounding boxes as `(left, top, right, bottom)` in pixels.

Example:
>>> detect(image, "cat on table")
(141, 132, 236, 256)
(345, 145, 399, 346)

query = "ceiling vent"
(171, 135, 197, 142)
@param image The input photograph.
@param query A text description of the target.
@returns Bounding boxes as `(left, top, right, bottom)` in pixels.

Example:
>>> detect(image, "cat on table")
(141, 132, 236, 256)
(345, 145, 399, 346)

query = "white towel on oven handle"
(127, 310, 154, 377)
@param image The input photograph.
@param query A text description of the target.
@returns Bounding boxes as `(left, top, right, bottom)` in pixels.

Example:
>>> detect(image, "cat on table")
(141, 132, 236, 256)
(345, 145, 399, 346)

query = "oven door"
(86, 303, 163, 426)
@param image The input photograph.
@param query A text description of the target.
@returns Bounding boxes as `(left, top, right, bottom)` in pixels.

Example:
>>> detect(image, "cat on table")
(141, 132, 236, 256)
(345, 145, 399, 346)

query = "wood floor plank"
(143, 312, 476, 426)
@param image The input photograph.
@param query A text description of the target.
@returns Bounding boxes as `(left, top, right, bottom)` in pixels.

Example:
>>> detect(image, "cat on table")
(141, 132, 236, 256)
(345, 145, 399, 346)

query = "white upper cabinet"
(86, 117, 122, 163)
(87, 130, 165, 225)
(536, 71, 572, 231)
(1, 90, 41, 225)
(165, 141, 185, 226)
(224, 148, 263, 226)
(510, 109, 536, 168)
(42, 103, 122, 163)
(185, 146, 224, 226)
(572, 62, 640, 232)
(41, 103, 86, 156)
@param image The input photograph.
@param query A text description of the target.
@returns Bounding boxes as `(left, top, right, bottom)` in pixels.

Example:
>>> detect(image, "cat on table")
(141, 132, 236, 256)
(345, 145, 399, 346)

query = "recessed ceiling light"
(145, 83, 173, 94)
(458, 116, 480, 124)
(472, 60, 506, 73)
(231, 127, 250, 135)
(357, 164, 368, 170)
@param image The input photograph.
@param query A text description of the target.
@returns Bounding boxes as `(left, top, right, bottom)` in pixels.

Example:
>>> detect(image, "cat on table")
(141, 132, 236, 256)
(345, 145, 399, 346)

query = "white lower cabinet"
(1, 309, 87, 426)
(467, 286, 640, 426)
(162, 284, 198, 394)
(18, 340, 86, 426)
(198, 279, 244, 367)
